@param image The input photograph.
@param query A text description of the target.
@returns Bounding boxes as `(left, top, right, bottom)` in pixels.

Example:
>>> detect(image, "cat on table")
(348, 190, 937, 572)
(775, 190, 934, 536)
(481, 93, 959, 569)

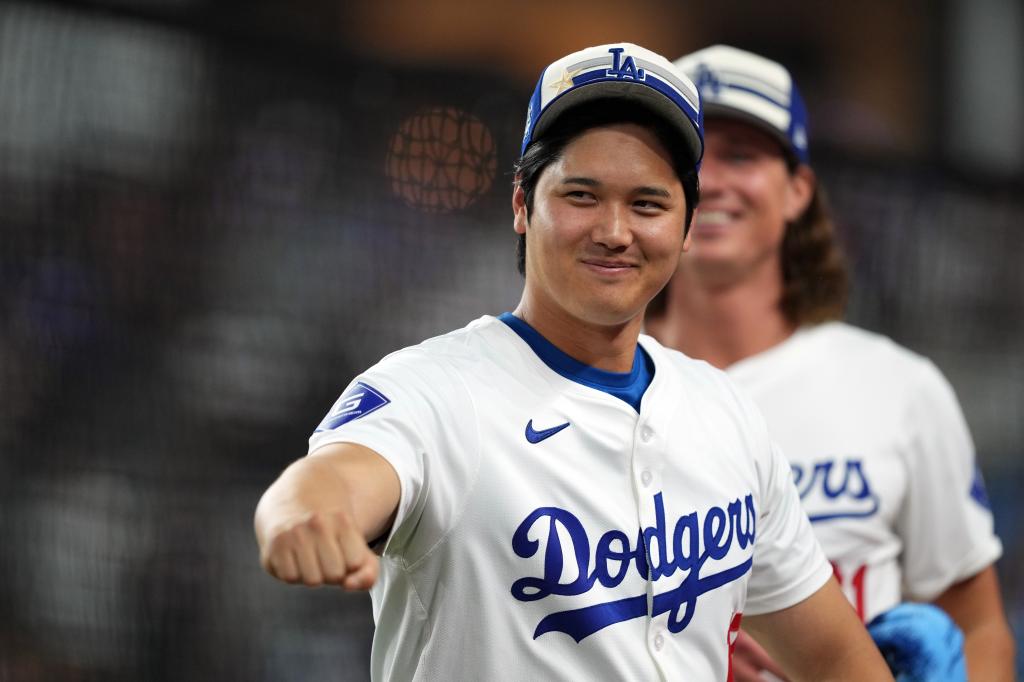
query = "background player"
(646, 44, 1015, 680)
(254, 42, 892, 680)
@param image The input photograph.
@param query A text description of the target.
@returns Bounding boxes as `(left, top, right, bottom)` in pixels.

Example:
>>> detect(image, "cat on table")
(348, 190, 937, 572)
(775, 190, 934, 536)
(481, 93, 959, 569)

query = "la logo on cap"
(605, 47, 646, 81)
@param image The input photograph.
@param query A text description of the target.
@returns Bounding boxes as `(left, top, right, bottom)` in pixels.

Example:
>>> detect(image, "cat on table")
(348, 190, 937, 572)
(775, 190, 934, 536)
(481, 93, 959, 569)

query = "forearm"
(963, 620, 1016, 682)
(765, 628, 889, 682)
(745, 580, 893, 682)
(808, 638, 889, 682)
(255, 443, 400, 551)
(254, 444, 401, 588)
(255, 455, 356, 544)
(933, 565, 1016, 682)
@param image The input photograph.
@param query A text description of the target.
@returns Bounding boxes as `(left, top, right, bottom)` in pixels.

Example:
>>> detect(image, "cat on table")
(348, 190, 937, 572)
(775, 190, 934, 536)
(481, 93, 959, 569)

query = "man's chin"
(571, 300, 647, 330)
(682, 248, 741, 272)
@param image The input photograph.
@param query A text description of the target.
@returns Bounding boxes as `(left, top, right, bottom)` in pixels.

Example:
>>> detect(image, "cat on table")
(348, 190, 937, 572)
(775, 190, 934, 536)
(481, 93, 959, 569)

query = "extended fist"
(257, 507, 379, 591)
(254, 445, 400, 592)
(867, 602, 966, 682)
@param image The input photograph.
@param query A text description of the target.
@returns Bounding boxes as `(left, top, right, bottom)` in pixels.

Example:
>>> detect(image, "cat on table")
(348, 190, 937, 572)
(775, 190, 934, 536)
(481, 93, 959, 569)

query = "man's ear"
(783, 165, 815, 222)
(682, 208, 696, 252)
(513, 181, 528, 235)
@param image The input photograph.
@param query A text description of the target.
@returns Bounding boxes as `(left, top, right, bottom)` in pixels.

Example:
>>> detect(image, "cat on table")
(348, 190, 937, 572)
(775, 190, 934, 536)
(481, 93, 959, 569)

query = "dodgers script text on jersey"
(727, 322, 1002, 622)
(310, 316, 832, 681)
(510, 491, 756, 641)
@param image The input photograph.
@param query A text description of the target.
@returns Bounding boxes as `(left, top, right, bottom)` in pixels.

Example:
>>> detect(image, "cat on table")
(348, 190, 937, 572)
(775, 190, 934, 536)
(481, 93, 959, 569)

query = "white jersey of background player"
(647, 45, 1014, 680)
(254, 43, 892, 681)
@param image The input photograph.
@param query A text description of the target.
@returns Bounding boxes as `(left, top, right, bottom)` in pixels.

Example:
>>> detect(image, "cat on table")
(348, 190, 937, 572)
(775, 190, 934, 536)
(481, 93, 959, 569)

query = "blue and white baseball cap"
(675, 45, 810, 165)
(521, 43, 704, 170)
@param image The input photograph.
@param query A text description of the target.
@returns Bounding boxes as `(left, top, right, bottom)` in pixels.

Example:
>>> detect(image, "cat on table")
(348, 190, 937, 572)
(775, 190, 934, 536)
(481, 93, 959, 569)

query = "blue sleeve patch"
(315, 381, 391, 432)
(969, 465, 991, 510)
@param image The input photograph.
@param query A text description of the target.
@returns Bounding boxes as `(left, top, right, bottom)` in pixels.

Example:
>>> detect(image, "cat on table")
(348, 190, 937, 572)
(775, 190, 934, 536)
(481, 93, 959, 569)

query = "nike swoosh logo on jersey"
(525, 419, 570, 444)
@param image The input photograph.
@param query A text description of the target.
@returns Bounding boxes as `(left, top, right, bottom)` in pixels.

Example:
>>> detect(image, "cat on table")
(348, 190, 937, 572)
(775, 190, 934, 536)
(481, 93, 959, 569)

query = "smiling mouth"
(582, 260, 637, 272)
(695, 210, 733, 227)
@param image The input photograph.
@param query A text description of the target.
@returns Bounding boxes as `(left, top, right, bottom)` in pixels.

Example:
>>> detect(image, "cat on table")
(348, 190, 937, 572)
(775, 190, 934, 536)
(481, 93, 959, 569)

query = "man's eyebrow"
(559, 177, 674, 198)
(635, 186, 672, 198)
(559, 176, 600, 187)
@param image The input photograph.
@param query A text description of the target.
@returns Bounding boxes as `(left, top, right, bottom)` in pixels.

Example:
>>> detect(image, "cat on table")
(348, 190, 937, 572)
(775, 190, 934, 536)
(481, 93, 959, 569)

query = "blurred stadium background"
(1, 0, 1021, 679)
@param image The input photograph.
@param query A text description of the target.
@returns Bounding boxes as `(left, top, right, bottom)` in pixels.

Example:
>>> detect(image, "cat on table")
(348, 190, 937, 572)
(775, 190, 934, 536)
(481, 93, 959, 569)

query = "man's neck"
(512, 298, 641, 374)
(650, 263, 795, 370)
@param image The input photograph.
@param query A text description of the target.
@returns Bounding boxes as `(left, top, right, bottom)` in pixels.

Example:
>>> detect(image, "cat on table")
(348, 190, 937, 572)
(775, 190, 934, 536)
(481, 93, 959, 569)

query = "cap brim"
(703, 102, 801, 165)
(532, 81, 703, 171)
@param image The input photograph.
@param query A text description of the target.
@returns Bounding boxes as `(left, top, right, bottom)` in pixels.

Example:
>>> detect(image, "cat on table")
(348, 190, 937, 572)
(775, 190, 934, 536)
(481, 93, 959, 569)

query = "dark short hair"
(512, 100, 700, 276)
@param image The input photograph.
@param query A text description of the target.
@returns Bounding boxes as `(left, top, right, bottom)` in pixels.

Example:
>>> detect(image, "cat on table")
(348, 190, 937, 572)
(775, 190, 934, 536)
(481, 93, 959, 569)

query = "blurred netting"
(385, 106, 498, 213)
(0, 3, 1022, 681)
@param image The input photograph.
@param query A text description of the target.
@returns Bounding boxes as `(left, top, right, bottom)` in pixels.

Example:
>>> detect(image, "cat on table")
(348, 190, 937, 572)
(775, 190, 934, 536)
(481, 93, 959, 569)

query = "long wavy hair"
(778, 181, 849, 325)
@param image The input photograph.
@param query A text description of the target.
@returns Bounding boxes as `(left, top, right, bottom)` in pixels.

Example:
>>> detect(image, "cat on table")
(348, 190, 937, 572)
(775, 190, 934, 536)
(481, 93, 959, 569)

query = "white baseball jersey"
(726, 322, 1003, 623)
(309, 315, 831, 681)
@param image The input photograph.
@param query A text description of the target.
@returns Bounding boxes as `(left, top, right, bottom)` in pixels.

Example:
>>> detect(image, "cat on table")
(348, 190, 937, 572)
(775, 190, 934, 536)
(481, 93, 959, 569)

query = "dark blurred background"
(1, 0, 1021, 680)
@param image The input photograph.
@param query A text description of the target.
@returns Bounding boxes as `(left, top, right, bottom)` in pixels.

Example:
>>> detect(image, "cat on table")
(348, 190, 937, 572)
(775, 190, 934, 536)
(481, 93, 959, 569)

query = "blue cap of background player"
(675, 45, 811, 165)
(520, 43, 704, 171)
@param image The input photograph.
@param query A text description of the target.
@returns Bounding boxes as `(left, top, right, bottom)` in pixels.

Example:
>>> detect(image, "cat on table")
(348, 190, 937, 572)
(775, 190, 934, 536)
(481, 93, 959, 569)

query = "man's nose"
(591, 203, 633, 250)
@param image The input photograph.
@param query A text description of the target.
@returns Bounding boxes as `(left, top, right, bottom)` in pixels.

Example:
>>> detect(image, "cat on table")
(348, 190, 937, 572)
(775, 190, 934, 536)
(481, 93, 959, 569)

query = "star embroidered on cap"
(550, 69, 579, 94)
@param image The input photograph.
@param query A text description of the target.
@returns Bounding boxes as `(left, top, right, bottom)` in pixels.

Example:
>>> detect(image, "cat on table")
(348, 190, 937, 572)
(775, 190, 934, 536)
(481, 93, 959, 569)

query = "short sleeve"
(307, 351, 479, 560)
(895, 360, 1003, 601)
(745, 441, 834, 615)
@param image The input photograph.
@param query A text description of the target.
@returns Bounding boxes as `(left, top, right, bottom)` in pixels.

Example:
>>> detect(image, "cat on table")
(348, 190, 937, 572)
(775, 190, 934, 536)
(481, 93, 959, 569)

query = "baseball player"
(255, 43, 892, 681)
(646, 44, 1015, 680)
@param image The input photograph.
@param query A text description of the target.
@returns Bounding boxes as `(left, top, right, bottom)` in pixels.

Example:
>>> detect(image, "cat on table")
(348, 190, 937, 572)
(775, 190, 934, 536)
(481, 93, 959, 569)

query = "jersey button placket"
(640, 425, 654, 443)
(635, 424, 661, 491)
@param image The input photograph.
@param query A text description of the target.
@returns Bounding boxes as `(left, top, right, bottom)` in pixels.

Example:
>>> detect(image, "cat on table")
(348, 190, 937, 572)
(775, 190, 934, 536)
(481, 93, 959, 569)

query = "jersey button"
(640, 470, 653, 487)
(640, 425, 654, 442)
(653, 632, 665, 651)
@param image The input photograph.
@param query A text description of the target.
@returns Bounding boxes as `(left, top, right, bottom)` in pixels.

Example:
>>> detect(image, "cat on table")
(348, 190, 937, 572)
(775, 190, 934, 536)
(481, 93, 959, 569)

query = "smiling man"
(254, 43, 892, 681)
(647, 44, 1014, 681)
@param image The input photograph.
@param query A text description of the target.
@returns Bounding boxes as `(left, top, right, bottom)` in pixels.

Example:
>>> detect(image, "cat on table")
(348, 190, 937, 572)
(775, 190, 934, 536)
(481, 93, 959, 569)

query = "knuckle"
(276, 565, 299, 583)
(365, 556, 380, 581)
(267, 538, 298, 565)
(262, 558, 280, 579)
(343, 550, 365, 572)
(268, 524, 300, 548)
(322, 567, 346, 584)
(304, 512, 327, 533)
(331, 510, 356, 532)
(266, 532, 289, 551)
